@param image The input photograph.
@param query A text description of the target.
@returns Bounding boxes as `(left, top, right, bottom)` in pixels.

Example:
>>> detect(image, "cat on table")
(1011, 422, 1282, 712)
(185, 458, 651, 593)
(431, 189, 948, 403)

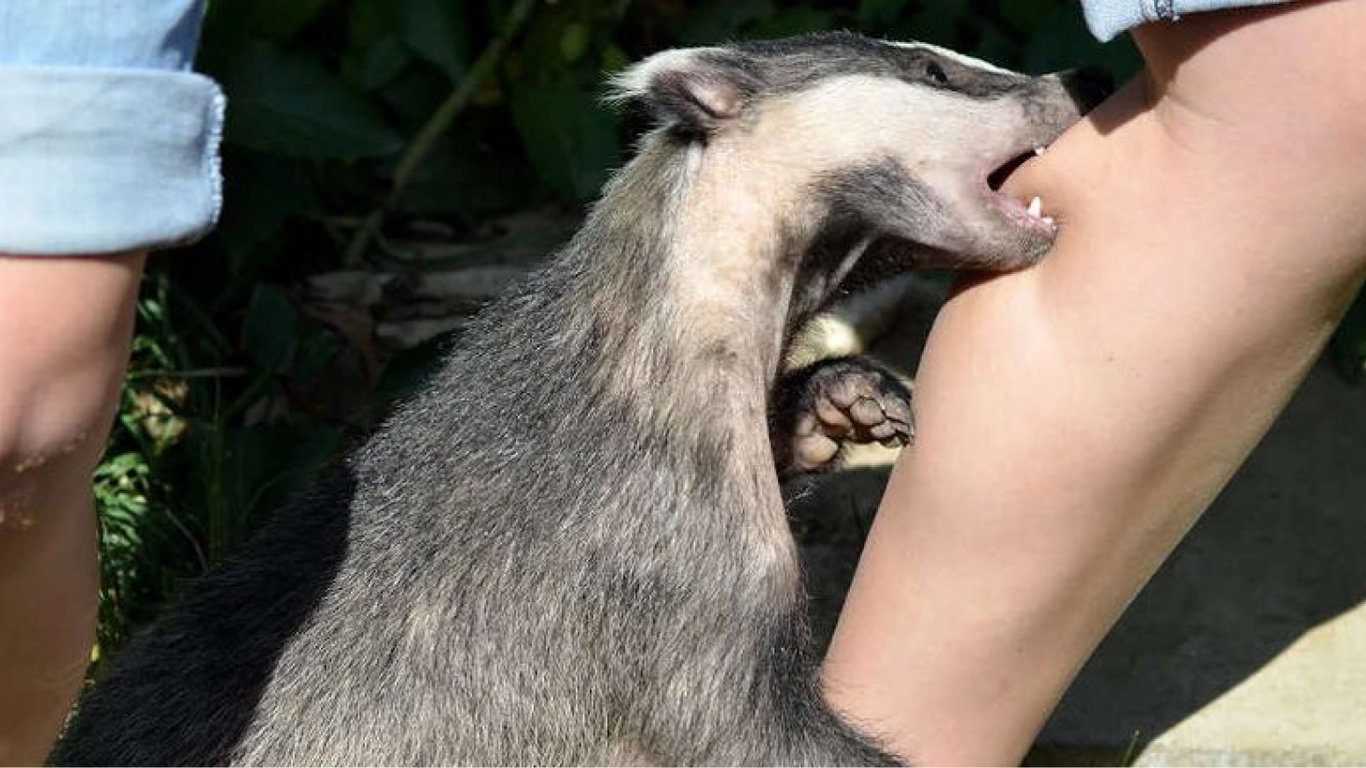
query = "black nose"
(1061, 66, 1115, 113)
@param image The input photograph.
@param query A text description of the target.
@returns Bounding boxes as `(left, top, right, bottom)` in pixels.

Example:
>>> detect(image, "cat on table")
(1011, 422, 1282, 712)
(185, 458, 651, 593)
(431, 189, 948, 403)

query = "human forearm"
(823, 2, 1366, 763)
(0, 251, 145, 765)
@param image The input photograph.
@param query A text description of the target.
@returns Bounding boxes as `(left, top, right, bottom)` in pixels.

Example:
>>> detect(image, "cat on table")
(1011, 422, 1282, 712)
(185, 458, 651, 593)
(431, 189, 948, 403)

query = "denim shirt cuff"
(0, 64, 224, 255)
(1081, 0, 1295, 42)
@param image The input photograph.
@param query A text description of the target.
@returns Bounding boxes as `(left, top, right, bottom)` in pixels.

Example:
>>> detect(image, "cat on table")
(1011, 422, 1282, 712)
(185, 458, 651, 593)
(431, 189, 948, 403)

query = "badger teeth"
(1027, 196, 1043, 218)
(1034, 145, 1047, 156)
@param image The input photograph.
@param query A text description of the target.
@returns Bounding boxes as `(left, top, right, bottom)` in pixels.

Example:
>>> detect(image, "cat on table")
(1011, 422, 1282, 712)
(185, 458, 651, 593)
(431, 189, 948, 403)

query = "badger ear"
(607, 48, 753, 133)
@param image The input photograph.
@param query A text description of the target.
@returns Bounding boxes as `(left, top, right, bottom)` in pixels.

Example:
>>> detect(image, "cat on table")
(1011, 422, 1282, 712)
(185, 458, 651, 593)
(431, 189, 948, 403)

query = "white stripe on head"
(746, 73, 1025, 172)
(886, 40, 1019, 77)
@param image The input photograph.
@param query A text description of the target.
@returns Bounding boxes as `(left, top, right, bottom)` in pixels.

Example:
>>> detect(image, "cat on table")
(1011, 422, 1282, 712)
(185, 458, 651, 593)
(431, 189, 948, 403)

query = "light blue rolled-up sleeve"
(0, 0, 224, 255)
(1080, 0, 1295, 42)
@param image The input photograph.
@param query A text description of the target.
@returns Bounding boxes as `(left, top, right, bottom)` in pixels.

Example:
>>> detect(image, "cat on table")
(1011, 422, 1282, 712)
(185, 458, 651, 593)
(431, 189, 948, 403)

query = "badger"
(55, 32, 1110, 766)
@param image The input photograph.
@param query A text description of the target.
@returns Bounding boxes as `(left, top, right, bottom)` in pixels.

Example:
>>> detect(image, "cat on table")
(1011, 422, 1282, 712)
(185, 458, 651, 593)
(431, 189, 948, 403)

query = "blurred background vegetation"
(92, 0, 1366, 666)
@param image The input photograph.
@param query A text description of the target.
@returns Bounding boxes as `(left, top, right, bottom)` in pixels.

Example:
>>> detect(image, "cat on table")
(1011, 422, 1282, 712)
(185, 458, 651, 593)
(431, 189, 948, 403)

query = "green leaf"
(243, 285, 298, 372)
(749, 6, 842, 39)
(600, 44, 631, 77)
(858, 0, 910, 27)
(560, 22, 591, 63)
(217, 41, 404, 159)
(342, 35, 415, 92)
(398, 0, 472, 83)
(678, 0, 774, 45)
(396, 126, 534, 217)
(906, 0, 969, 47)
(226, 423, 346, 531)
(510, 81, 621, 202)
(237, 0, 332, 42)
(378, 63, 455, 127)
(290, 326, 346, 382)
(1023, 7, 1142, 79)
(217, 150, 319, 263)
(971, 22, 1021, 70)
(1000, 0, 1061, 35)
(350, 0, 395, 47)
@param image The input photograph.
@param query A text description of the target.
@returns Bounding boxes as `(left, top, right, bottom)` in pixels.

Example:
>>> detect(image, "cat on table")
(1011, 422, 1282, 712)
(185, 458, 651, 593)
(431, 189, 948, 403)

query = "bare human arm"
(822, 1, 1366, 764)
(0, 251, 146, 765)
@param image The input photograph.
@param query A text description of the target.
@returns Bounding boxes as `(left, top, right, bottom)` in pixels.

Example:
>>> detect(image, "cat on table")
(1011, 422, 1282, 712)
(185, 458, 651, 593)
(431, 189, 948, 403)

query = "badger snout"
(1058, 65, 1115, 114)
(958, 65, 1114, 267)
(1005, 65, 1114, 161)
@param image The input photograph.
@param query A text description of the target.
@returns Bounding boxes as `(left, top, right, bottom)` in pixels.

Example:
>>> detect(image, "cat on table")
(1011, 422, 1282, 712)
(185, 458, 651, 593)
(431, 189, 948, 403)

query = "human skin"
(0, 251, 145, 765)
(822, 1, 1366, 764)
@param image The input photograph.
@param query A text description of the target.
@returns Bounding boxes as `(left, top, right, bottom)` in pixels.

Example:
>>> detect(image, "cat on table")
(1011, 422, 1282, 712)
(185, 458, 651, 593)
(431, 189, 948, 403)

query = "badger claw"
(771, 356, 914, 478)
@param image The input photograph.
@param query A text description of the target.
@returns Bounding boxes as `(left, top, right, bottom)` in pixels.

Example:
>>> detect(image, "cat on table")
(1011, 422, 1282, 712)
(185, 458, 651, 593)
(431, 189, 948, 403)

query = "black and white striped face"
(611, 32, 1112, 272)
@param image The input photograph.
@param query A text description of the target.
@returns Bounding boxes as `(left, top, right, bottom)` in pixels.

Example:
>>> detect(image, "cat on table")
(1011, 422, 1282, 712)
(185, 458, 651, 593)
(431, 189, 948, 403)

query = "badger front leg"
(770, 356, 914, 478)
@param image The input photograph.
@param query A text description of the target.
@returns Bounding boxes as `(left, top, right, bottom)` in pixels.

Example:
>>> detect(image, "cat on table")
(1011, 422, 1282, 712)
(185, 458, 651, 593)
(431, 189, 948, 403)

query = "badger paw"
(771, 356, 914, 477)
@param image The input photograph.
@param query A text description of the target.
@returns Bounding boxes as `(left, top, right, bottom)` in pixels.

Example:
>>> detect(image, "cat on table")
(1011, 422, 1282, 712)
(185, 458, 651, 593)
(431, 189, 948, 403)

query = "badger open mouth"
(986, 150, 1034, 191)
(985, 146, 1054, 233)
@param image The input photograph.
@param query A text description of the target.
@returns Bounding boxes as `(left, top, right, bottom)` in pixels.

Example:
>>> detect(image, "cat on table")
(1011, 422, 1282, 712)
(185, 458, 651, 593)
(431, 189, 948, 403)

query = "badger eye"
(925, 62, 948, 86)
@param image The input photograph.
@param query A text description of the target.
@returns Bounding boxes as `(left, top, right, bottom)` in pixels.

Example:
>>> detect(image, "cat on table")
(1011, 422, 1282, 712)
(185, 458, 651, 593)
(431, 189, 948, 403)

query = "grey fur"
(703, 35, 1025, 99)
(55, 33, 1108, 767)
(635, 32, 1109, 130)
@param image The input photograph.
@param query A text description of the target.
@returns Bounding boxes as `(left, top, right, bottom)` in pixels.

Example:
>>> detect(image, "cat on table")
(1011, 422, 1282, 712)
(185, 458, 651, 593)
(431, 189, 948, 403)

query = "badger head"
(609, 32, 1111, 312)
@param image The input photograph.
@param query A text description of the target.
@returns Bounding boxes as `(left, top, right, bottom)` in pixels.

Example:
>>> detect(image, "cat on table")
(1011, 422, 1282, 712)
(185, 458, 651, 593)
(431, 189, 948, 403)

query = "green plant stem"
(218, 368, 279, 426)
(343, 210, 384, 266)
(127, 367, 250, 381)
(343, 0, 538, 265)
(390, 0, 538, 202)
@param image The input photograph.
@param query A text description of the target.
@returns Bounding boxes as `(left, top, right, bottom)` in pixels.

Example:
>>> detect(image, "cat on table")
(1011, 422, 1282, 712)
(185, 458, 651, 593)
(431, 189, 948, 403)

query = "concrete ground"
(1035, 354, 1366, 766)
(794, 280, 1366, 766)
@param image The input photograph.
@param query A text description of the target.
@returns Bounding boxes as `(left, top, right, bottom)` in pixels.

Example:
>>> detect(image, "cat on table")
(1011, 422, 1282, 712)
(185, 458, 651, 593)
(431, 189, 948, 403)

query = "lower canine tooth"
(1027, 196, 1043, 217)
(1034, 146, 1047, 156)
